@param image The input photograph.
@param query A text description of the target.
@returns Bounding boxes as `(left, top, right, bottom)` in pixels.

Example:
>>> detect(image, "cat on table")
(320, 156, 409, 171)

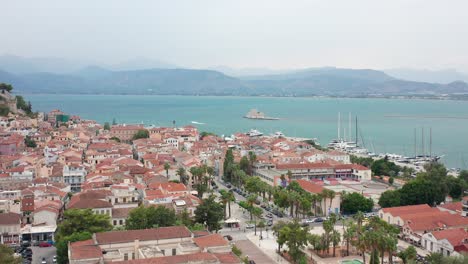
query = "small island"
(244, 109, 279, 120)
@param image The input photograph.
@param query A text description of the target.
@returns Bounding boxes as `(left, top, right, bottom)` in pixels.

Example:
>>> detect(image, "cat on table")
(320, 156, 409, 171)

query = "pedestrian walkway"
(235, 239, 280, 264)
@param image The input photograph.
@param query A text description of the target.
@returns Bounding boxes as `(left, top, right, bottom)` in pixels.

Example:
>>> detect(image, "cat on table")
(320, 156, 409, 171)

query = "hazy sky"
(2, 0, 468, 71)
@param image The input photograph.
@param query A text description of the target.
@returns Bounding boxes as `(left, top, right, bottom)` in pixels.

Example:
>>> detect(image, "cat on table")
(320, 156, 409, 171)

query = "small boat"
(246, 129, 263, 137)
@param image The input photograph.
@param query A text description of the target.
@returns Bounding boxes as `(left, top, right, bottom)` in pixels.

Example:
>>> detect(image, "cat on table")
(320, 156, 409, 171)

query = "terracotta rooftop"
(296, 179, 325, 194)
(0, 212, 21, 225)
(69, 239, 103, 261)
(438, 201, 462, 212)
(111, 207, 133, 218)
(381, 204, 431, 216)
(111, 252, 218, 264)
(213, 252, 242, 264)
(193, 234, 229, 249)
(431, 228, 468, 247)
(95, 226, 191, 244)
(68, 199, 112, 209)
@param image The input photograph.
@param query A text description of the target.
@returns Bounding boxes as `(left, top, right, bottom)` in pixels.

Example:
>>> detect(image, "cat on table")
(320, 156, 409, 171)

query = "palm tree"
(227, 190, 235, 218)
(327, 190, 336, 214)
(321, 190, 329, 215)
(257, 220, 266, 238)
(247, 194, 257, 221)
(164, 162, 170, 177)
(315, 193, 323, 216)
(252, 207, 263, 236)
(354, 211, 366, 263)
(176, 167, 186, 184)
(331, 229, 341, 257)
(220, 190, 230, 219)
(248, 151, 257, 175)
(342, 219, 357, 256)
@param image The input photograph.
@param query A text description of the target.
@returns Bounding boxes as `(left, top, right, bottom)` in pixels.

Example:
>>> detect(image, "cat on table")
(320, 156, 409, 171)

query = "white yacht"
(246, 129, 263, 137)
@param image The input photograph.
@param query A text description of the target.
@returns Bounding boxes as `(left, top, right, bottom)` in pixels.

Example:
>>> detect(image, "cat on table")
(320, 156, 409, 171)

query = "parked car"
(302, 218, 315, 224)
(266, 213, 274, 218)
(226, 184, 232, 188)
(41, 257, 47, 264)
(53, 256, 57, 263)
(314, 217, 324, 223)
(21, 241, 31, 248)
(246, 224, 255, 229)
(267, 220, 273, 226)
(223, 235, 233, 241)
(39, 242, 52, 247)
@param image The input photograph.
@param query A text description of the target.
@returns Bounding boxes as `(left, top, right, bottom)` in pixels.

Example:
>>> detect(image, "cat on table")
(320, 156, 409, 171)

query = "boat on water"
(244, 109, 279, 120)
(246, 129, 263, 137)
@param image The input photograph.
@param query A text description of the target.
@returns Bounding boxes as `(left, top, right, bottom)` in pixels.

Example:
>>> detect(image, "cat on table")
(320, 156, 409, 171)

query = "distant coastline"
(19, 92, 468, 101)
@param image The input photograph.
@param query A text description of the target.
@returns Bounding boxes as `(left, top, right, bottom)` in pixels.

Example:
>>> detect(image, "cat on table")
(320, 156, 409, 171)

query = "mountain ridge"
(1, 66, 468, 97)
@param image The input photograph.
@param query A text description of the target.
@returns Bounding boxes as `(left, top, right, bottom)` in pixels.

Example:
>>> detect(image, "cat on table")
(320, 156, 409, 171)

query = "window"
(431, 242, 433, 251)
(161, 249, 165, 256)
(124, 253, 128, 260)
(132, 253, 135, 259)
(115, 198, 118, 203)
(123, 198, 127, 203)
(119, 220, 123, 225)
(113, 220, 117, 225)
(172, 248, 176, 256)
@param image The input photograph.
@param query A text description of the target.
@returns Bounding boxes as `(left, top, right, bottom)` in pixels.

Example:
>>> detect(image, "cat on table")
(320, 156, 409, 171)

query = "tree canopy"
(56, 209, 112, 264)
(0, 83, 13, 92)
(0, 244, 21, 264)
(132, 129, 149, 140)
(194, 194, 224, 232)
(341, 192, 373, 214)
(125, 205, 177, 230)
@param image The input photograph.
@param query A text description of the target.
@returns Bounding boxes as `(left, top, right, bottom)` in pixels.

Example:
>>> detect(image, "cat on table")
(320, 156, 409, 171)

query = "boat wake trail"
(191, 121, 206, 125)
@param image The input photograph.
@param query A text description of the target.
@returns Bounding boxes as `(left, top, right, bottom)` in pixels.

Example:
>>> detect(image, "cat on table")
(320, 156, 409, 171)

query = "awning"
(21, 225, 57, 234)
(224, 218, 240, 224)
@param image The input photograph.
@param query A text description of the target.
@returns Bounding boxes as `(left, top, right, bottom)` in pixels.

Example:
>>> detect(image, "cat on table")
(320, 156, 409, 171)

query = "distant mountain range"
(1, 55, 468, 97)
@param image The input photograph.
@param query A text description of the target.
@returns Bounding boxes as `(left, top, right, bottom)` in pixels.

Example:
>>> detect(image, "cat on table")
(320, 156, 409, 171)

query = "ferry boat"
(244, 109, 279, 120)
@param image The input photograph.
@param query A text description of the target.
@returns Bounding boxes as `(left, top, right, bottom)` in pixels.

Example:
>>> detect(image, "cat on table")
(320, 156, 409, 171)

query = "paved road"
(32, 246, 56, 264)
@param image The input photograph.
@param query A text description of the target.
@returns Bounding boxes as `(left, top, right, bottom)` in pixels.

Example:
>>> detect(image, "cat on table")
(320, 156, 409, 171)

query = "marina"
(26, 94, 468, 169)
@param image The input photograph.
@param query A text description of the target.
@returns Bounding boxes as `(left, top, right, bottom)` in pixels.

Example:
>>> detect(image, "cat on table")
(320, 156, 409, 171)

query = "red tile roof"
(111, 207, 133, 218)
(381, 204, 431, 216)
(438, 202, 462, 212)
(112, 252, 217, 264)
(193, 234, 229, 249)
(68, 199, 112, 209)
(276, 162, 333, 170)
(95, 226, 191, 244)
(432, 228, 468, 247)
(69, 239, 103, 261)
(296, 179, 325, 194)
(0, 212, 21, 225)
(213, 252, 242, 264)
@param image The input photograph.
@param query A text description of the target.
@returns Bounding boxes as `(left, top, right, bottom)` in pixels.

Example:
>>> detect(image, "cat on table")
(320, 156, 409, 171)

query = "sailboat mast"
(355, 116, 358, 147)
(338, 112, 341, 140)
(414, 128, 417, 158)
(421, 127, 425, 158)
(430, 127, 432, 158)
(349, 112, 352, 142)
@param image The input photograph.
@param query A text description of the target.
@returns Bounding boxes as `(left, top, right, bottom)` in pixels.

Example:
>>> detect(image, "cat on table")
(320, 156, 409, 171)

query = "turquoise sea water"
(25, 95, 468, 169)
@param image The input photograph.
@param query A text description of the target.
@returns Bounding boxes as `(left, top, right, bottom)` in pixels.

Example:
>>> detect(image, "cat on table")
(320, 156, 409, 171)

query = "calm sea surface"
(25, 95, 468, 169)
